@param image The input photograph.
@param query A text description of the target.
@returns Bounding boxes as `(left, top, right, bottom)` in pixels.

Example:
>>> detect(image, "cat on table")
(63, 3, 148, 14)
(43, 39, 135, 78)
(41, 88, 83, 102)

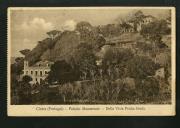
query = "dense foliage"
(47, 60, 80, 84)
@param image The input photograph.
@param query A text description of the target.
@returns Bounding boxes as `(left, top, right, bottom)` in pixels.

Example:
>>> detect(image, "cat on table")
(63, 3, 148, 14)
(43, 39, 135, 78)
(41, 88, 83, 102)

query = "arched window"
(35, 71, 38, 76)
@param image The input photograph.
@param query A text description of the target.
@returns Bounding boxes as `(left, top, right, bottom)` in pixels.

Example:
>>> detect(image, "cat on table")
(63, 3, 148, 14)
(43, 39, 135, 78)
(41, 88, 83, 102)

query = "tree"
(15, 57, 24, 63)
(103, 48, 133, 65)
(140, 20, 170, 54)
(141, 77, 160, 97)
(58, 83, 74, 103)
(47, 30, 61, 39)
(19, 75, 32, 104)
(47, 60, 80, 84)
(11, 57, 24, 75)
(136, 41, 153, 53)
(75, 21, 100, 43)
(93, 35, 106, 50)
(140, 20, 171, 45)
(20, 49, 31, 56)
(76, 21, 93, 33)
(11, 73, 19, 104)
(102, 48, 133, 78)
(105, 24, 118, 36)
(72, 43, 97, 80)
(25, 38, 55, 66)
(76, 21, 93, 39)
(126, 55, 160, 79)
(22, 75, 32, 83)
(76, 21, 106, 50)
(134, 10, 144, 18)
(11, 57, 25, 104)
(127, 10, 146, 32)
(120, 22, 133, 29)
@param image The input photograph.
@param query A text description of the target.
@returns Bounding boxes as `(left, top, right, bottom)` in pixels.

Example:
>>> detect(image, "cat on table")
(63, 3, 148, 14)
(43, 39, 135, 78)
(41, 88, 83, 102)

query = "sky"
(10, 8, 170, 57)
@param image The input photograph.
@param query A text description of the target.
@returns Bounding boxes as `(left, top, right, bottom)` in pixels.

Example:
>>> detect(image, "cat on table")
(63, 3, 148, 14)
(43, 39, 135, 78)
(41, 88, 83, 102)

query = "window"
(35, 71, 38, 76)
(40, 71, 42, 76)
(31, 71, 33, 75)
(40, 78, 43, 84)
(36, 78, 38, 81)
(26, 71, 28, 75)
(45, 71, 48, 74)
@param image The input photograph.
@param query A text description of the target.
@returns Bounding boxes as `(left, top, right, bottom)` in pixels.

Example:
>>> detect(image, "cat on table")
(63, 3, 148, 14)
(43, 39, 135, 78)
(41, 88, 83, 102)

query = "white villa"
(23, 60, 54, 84)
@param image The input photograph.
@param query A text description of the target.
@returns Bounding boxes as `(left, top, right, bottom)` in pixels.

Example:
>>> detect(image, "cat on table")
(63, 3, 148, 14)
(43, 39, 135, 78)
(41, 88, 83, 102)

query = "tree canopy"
(126, 55, 160, 79)
(47, 60, 80, 84)
(103, 48, 134, 66)
(140, 19, 171, 38)
(76, 21, 93, 32)
(47, 30, 61, 39)
(22, 75, 32, 83)
(72, 43, 97, 79)
(11, 57, 24, 75)
(20, 49, 31, 56)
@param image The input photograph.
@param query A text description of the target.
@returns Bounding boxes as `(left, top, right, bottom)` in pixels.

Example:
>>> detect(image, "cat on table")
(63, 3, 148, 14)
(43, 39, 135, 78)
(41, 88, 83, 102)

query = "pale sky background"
(10, 8, 170, 57)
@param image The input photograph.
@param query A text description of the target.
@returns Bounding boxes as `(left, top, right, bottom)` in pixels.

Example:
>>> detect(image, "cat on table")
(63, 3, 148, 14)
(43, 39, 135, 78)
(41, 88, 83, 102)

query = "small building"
(23, 60, 54, 84)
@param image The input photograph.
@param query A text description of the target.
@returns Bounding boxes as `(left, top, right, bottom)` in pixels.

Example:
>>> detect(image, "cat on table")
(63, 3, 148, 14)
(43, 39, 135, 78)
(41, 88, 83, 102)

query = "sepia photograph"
(8, 7, 176, 116)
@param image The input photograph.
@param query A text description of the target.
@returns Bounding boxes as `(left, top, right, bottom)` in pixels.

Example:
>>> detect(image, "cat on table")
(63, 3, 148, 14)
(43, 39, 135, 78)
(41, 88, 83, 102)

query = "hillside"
(25, 37, 57, 66)
(25, 24, 105, 65)
(23, 10, 170, 66)
(41, 31, 81, 61)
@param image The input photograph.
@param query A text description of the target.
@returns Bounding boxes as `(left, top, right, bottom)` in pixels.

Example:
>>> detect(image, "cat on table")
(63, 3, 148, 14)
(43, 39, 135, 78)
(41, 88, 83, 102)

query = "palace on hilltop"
(23, 60, 54, 84)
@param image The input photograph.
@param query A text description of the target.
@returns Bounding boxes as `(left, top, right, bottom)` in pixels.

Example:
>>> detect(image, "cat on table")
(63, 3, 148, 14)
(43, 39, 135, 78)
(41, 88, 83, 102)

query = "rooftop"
(31, 60, 54, 67)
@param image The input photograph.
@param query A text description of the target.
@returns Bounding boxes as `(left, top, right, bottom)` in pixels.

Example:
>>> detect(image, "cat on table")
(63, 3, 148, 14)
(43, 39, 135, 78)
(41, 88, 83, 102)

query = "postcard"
(8, 7, 176, 116)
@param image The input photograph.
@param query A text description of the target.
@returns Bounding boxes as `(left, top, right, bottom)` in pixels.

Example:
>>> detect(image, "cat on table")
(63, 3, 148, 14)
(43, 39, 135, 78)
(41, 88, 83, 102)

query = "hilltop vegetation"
(22, 10, 170, 65)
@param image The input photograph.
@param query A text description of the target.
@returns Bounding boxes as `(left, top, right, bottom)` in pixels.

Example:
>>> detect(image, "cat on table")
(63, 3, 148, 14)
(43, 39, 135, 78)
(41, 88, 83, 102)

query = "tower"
(24, 60, 29, 69)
